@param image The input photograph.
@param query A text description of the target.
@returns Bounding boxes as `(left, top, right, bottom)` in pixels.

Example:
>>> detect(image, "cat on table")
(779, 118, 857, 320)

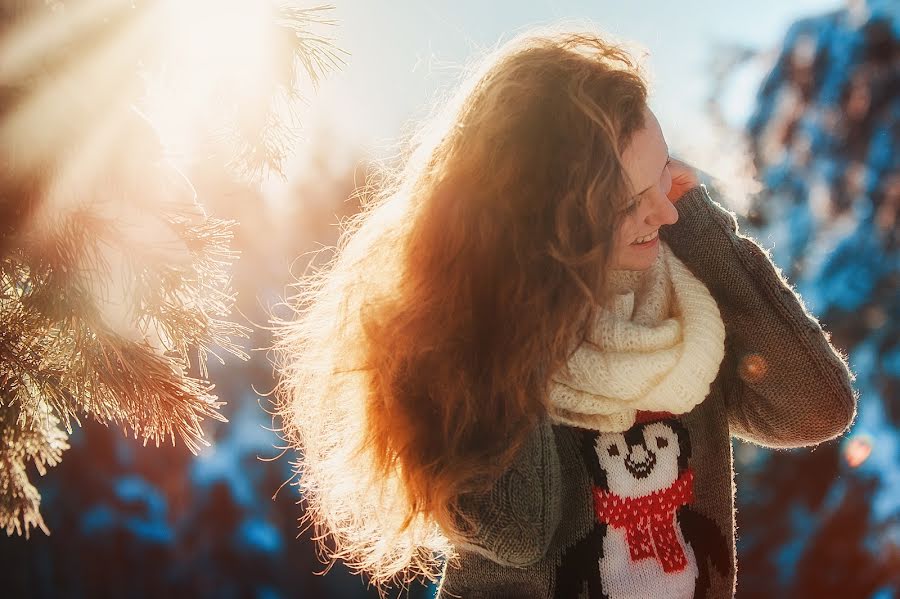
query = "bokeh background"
(0, 0, 897, 597)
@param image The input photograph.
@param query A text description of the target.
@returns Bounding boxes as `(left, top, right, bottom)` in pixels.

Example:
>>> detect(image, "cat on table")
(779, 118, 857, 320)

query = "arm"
(449, 418, 562, 567)
(659, 184, 858, 448)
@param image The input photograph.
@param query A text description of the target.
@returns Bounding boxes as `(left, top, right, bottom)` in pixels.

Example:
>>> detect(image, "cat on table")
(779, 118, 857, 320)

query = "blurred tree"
(706, 2, 899, 596)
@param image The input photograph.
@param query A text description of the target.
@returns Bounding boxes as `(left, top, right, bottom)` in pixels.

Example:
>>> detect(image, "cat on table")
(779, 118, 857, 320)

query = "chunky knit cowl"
(548, 240, 726, 432)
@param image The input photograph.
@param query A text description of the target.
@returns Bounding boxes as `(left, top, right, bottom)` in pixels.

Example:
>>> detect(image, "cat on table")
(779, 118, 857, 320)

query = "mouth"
(631, 230, 659, 246)
(625, 451, 657, 479)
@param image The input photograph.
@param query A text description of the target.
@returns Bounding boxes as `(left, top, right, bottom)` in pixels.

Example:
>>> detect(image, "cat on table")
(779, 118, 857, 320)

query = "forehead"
(621, 108, 667, 194)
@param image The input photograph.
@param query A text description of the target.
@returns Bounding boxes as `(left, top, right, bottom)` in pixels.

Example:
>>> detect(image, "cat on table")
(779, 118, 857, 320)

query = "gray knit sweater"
(435, 185, 858, 599)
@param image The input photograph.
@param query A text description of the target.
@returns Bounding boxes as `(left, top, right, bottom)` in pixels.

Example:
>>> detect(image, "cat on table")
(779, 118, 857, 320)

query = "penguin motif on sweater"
(554, 414, 729, 599)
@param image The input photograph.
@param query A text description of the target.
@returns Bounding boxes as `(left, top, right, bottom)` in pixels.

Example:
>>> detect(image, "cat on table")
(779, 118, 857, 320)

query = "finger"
(666, 158, 699, 202)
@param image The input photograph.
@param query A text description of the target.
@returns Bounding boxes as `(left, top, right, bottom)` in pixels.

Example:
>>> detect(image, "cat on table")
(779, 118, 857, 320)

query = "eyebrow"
(631, 149, 671, 198)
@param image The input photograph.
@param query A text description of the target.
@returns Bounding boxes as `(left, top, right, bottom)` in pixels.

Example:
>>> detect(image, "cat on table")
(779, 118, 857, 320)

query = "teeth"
(633, 230, 658, 244)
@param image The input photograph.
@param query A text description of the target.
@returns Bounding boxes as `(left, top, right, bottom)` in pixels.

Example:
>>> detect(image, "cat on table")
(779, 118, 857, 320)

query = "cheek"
(615, 220, 637, 248)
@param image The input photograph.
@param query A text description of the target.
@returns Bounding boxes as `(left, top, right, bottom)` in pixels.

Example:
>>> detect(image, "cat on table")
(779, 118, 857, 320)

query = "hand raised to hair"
(667, 157, 700, 203)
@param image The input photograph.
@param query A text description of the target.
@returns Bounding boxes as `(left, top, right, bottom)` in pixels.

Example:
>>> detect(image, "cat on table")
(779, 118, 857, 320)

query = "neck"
(603, 243, 666, 298)
(604, 268, 646, 296)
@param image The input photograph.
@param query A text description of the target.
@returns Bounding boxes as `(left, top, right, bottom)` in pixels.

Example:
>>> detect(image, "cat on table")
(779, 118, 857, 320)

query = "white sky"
(271, 0, 845, 204)
(308, 1, 842, 141)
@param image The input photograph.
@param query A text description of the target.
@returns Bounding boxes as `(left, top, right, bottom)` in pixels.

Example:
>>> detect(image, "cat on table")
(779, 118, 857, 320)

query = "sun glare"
(1, 0, 298, 184)
(146, 0, 284, 164)
(159, 0, 278, 97)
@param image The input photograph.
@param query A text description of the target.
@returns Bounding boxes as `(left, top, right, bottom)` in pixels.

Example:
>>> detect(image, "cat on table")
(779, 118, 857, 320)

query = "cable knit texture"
(548, 241, 726, 432)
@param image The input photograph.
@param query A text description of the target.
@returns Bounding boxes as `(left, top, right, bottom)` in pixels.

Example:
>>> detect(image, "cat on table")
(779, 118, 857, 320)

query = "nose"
(646, 191, 679, 227)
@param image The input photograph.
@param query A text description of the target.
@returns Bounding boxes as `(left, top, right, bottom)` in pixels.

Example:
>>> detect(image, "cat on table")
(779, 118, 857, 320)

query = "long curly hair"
(273, 27, 651, 591)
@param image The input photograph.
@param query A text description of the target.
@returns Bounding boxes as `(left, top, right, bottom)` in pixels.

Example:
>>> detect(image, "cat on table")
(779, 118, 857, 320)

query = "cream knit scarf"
(548, 240, 726, 433)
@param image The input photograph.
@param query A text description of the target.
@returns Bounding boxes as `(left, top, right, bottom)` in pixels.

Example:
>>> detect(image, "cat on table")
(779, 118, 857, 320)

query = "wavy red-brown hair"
(273, 27, 650, 592)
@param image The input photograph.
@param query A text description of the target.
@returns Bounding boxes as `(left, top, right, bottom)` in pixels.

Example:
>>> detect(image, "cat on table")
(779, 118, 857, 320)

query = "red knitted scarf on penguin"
(592, 467, 694, 573)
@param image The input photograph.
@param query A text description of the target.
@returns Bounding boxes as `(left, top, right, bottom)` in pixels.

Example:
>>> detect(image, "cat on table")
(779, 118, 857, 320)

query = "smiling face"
(607, 108, 679, 271)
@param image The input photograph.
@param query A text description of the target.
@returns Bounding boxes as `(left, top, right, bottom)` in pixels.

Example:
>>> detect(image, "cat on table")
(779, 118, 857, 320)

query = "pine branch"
(0, 400, 69, 538)
(0, 154, 250, 534)
(0, 0, 343, 537)
(275, 5, 347, 90)
(224, 2, 347, 180)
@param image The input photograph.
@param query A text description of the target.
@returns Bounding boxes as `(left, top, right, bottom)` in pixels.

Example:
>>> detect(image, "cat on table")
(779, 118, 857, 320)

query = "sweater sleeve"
(659, 184, 858, 448)
(448, 418, 562, 568)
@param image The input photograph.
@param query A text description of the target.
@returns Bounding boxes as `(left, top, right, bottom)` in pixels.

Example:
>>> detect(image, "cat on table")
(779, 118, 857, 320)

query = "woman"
(273, 28, 857, 598)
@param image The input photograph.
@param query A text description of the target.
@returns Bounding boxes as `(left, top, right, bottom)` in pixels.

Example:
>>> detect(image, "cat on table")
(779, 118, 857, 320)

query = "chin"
(609, 242, 661, 271)
(619, 253, 659, 271)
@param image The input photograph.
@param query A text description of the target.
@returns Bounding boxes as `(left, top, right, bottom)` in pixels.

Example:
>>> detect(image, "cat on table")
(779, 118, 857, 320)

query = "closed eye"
(624, 198, 640, 214)
(625, 157, 671, 214)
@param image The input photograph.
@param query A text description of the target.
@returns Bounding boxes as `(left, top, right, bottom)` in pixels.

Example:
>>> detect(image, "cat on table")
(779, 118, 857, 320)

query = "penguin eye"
(656, 436, 668, 448)
(607, 444, 620, 457)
